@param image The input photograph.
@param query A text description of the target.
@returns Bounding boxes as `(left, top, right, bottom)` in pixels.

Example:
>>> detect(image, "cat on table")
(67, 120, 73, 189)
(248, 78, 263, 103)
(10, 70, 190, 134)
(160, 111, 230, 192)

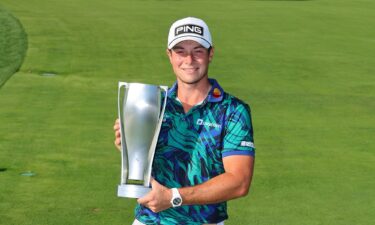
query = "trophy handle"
(144, 85, 168, 186)
(118, 82, 129, 184)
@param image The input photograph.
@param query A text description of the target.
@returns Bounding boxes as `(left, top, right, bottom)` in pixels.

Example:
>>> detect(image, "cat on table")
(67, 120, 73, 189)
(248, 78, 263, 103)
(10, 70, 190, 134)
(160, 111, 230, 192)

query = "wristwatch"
(170, 188, 183, 207)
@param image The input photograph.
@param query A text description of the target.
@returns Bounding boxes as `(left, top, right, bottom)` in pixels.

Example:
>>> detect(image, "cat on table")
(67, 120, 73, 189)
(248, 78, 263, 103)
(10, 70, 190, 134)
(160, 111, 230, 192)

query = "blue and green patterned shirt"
(136, 78, 255, 225)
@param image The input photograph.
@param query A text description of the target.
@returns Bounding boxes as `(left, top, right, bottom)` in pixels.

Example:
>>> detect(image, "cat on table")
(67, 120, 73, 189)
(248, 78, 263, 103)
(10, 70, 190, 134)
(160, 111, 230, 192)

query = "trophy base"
(118, 184, 151, 198)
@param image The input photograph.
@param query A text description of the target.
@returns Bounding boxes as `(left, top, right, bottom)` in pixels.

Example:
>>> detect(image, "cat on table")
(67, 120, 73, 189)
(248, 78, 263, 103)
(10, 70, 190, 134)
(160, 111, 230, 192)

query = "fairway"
(0, 0, 374, 224)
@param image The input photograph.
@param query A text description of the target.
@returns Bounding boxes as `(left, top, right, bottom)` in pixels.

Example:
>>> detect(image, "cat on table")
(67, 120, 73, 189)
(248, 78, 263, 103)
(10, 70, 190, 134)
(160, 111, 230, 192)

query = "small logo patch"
(212, 88, 221, 98)
(241, 141, 255, 148)
(175, 24, 204, 36)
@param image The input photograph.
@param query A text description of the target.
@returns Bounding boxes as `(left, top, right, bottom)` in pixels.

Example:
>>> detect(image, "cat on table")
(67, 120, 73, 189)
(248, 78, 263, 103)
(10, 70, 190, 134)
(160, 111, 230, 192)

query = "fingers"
(137, 193, 152, 205)
(137, 192, 162, 213)
(115, 129, 121, 138)
(113, 118, 120, 131)
(114, 138, 121, 150)
(138, 178, 156, 204)
(137, 178, 172, 213)
(113, 118, 121, 151)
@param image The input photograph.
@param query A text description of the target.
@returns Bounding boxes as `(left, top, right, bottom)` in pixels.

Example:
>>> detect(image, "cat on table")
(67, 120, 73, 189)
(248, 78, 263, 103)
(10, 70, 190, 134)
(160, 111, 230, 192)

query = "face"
(167, 40, 214, 85)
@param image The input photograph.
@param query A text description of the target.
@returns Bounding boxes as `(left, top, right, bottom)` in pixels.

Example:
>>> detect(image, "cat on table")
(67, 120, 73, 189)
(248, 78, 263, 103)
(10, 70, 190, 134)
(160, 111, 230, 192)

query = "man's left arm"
(138, 155, 254, 212)
(180, 155, 255, 204)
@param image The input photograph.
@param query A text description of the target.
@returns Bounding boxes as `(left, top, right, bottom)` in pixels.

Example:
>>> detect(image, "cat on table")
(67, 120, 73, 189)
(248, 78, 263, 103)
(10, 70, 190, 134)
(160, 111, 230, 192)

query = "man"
(114, 17, 255, 225)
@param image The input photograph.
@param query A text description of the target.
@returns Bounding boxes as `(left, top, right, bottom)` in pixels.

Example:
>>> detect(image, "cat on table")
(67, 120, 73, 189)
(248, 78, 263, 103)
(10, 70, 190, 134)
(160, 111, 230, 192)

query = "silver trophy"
(117, 82, 168, 198)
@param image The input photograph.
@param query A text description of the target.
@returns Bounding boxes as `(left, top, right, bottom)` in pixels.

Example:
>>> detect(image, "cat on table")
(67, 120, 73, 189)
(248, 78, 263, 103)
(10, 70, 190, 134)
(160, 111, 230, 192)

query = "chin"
(180, 76, 207, 85)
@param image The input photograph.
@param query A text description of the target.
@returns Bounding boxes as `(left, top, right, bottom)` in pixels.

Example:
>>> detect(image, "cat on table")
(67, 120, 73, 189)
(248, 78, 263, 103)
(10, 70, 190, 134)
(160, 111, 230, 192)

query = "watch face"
(173, 198, 182, 205)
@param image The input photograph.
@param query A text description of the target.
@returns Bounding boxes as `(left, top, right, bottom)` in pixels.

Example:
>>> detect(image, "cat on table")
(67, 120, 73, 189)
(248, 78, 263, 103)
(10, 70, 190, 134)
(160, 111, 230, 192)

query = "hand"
(113, 118, 121, 151)
(137, 178, 172, 213)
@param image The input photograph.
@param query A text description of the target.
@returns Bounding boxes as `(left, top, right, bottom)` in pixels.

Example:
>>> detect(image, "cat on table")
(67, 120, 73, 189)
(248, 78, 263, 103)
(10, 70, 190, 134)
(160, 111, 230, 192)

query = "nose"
(184, 53, 194, 64)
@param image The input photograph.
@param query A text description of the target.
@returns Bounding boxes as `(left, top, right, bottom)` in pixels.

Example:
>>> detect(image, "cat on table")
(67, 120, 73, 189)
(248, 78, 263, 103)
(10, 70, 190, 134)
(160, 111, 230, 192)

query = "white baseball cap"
(167, 17, 212, 49)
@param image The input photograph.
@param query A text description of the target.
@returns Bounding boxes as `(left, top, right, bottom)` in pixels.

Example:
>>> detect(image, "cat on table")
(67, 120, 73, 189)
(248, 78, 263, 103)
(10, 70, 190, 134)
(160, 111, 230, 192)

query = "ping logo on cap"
(175, 24, 204, 36)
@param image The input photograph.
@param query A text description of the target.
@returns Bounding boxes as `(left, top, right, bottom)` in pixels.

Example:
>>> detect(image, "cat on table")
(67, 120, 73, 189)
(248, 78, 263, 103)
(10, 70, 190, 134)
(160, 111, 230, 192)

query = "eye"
(173, 49, 186, 56)
(194, 48, 205, 55)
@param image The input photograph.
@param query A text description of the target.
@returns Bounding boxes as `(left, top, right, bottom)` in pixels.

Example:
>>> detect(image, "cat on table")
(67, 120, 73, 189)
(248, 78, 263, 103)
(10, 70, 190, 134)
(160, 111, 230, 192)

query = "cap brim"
(168, 36, 211, 49)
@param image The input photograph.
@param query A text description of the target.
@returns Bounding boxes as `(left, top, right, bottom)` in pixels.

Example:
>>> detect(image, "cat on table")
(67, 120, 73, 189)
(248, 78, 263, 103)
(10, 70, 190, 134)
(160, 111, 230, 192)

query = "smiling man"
(114, 17, 255, 225)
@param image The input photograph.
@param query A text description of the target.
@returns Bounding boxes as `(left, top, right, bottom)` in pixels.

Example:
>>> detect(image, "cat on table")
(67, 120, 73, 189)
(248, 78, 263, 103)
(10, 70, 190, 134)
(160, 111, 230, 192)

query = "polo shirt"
(135, 78, 255, 225)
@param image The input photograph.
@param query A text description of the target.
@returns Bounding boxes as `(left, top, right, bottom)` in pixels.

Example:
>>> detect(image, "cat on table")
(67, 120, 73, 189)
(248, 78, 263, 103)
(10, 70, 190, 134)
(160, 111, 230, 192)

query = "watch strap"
(171, 188, 182, 207)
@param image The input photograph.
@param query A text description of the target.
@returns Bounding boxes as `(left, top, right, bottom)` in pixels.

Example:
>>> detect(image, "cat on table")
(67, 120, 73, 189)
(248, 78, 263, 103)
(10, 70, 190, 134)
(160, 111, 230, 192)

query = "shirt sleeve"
(222, 103, 255, 157)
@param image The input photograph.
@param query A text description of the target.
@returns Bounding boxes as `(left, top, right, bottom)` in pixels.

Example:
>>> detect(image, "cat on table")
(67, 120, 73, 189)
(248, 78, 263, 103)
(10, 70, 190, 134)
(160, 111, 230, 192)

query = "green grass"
(0, 0, 374, 224)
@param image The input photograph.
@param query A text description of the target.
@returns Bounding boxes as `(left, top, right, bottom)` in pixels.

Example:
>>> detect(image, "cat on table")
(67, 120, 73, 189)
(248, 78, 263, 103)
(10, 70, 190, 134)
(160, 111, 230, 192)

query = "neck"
(177, 79, 211, 113)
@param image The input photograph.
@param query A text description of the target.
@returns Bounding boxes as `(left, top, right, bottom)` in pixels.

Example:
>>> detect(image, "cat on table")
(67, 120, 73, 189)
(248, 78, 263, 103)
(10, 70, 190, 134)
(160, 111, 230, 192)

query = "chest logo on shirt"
(196, 119, 222, 129)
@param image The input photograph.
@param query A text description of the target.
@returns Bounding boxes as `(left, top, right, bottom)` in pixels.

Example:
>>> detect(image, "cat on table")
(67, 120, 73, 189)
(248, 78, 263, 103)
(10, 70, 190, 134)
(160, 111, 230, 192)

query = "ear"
(166, 48, 172, 57)
(208, 47, 214, 63)
(166, 49, 173, 63)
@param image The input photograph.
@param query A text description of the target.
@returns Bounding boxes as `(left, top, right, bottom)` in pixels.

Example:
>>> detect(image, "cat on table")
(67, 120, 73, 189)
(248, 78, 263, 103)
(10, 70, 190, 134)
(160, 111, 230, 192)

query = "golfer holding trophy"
(114, 17, 255, 225)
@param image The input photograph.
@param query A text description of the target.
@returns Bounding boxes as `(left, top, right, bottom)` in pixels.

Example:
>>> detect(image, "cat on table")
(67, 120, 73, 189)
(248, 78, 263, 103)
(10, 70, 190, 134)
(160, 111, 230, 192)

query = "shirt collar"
(167, 78, 224, 103)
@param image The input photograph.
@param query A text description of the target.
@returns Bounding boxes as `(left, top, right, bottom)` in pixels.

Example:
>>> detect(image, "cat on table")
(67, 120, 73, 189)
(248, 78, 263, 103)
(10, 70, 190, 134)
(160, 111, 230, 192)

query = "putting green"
(0, 5, 27, 88)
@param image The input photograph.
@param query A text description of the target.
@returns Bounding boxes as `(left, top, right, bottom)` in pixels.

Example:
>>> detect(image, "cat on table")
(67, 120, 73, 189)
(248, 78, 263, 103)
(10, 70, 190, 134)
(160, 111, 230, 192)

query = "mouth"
(182, 68, 198, 73)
